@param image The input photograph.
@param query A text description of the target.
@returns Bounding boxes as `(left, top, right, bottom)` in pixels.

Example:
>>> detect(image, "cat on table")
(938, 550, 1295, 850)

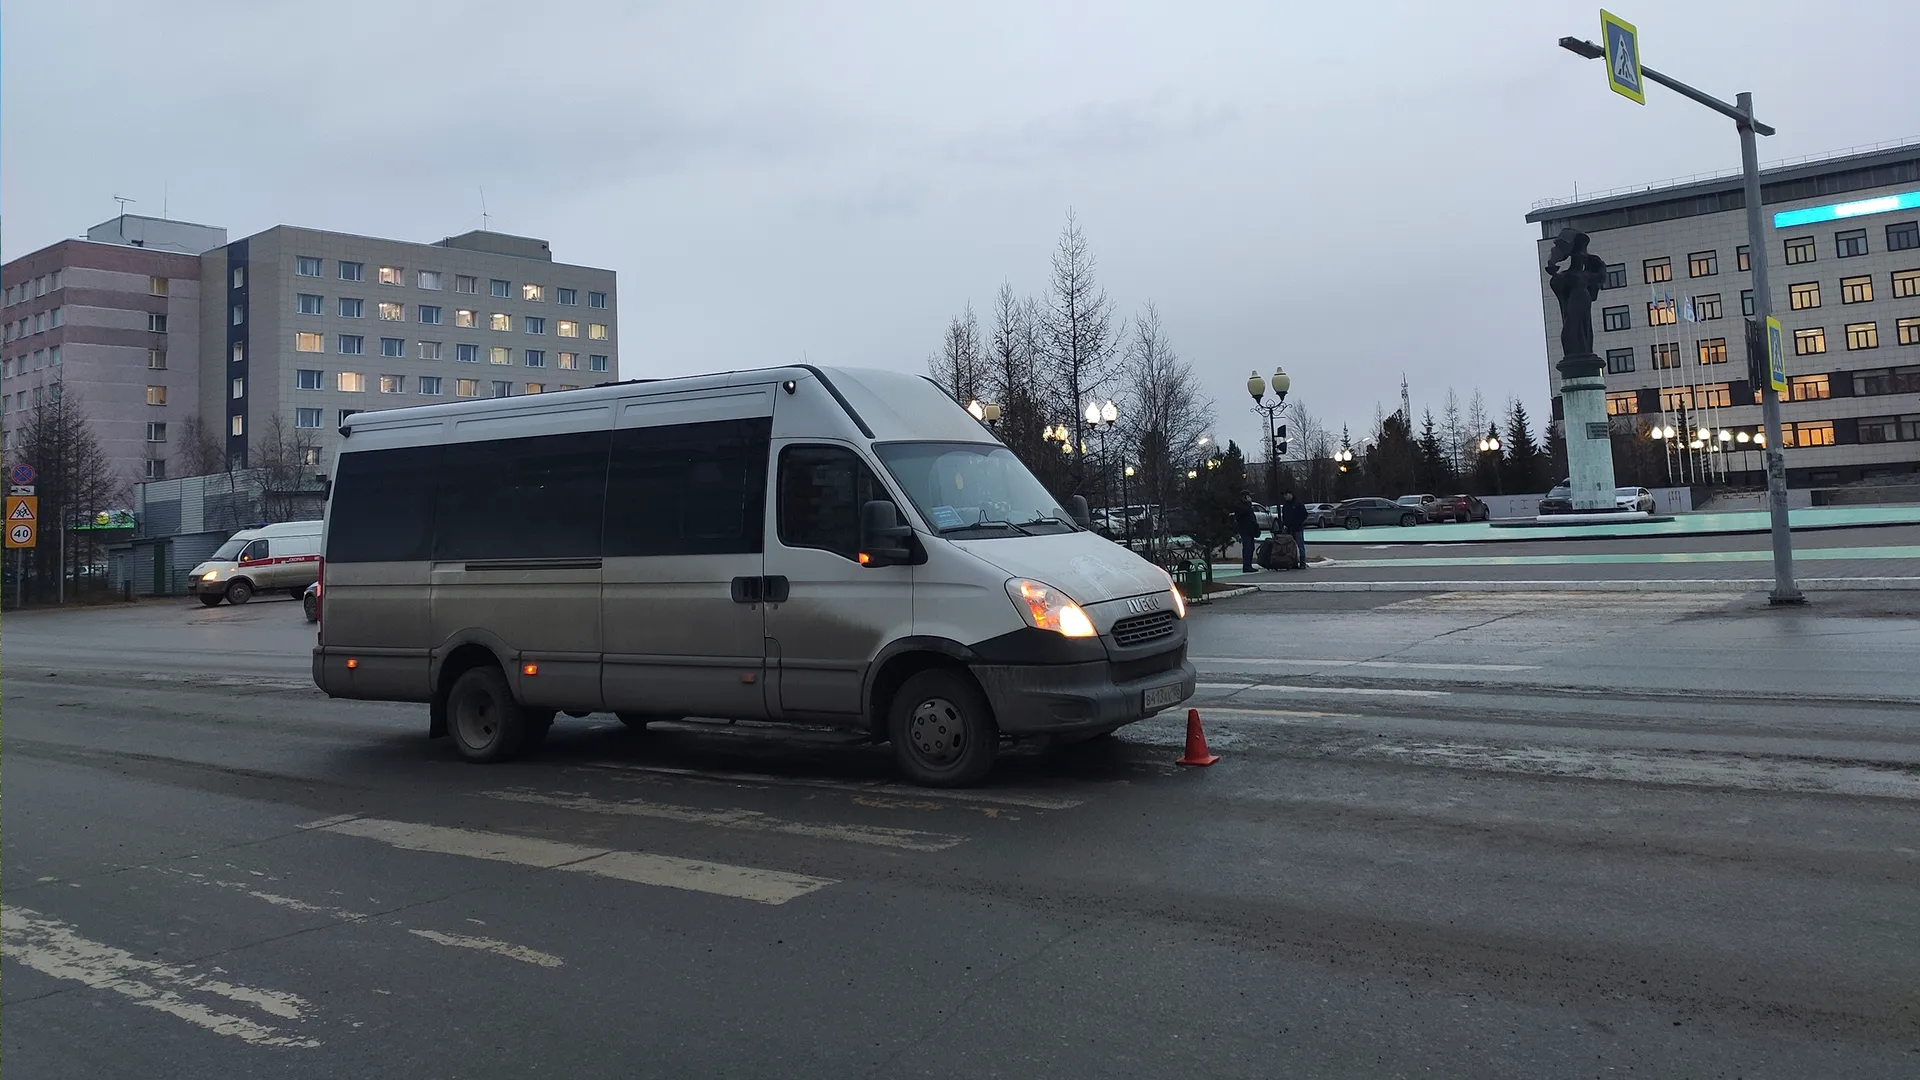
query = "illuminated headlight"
(201, 570, 221, 581)
(1168, 585, 1187, 619)
(1007, 579, 1097, 638)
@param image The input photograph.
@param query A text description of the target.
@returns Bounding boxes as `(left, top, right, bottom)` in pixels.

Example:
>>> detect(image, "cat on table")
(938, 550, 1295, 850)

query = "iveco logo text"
(1125, 596, 1161, 615)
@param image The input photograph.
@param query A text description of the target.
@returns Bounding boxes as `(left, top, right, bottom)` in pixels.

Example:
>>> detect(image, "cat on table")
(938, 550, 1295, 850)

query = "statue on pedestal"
(1545, 227, 1607, 377)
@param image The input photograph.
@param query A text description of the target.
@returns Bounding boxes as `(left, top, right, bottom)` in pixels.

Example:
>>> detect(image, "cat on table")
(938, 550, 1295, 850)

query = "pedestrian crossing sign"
(1601, 10, 1646, 105)
(4, 494, 35, 548)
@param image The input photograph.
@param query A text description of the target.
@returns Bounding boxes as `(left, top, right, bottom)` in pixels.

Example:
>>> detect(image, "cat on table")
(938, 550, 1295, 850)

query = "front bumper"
(970, 649, 1196, 737)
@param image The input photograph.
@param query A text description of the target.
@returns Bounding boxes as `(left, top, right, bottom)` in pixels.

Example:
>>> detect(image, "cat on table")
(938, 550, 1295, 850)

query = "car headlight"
(1168, 584, 1187, 619)
(202, 570, 220, 581)
(1007, 579, 1097, 638)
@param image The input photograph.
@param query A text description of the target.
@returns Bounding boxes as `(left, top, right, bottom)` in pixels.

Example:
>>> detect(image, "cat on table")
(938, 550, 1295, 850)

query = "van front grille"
(1111, 610, 1177, 649)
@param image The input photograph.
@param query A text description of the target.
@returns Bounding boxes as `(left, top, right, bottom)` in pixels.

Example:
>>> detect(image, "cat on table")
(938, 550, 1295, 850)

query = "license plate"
(1143, 682, 1185, 711)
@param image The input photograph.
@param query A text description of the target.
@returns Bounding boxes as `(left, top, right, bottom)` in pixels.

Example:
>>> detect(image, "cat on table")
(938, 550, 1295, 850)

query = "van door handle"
(762, 576, 790, 603)
(730, 576, 763, 604)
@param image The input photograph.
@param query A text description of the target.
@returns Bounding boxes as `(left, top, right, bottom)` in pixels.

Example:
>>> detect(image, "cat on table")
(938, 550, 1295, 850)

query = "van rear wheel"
(887, 669, 997, 787)
(447, 666, 532, 763)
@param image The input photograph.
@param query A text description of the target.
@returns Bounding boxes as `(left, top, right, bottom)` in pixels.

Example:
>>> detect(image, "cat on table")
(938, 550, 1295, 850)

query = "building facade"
(200, 227, 619, 472)
(2, 215, 227, 485)
(1527, 142, 1920, 486)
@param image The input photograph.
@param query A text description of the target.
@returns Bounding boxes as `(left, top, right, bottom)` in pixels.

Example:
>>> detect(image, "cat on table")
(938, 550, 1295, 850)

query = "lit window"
(418, 305, 443, 325)
(147, 386, 167, 405)
(418, 270, 444, 290)
(340, 261, 364, 282)
(1659, 384, 1732, 411)
(379, 301, 404, 321)
(340, 297, 364, 318)
(1782, 421, 1835, 448)
(488, 346, 512, 365)
(525, 317, 545, 335)
(1783, 237, 1815, 265)
(1643, 257, 1672, 284)
(456, 344, 480, 363)
(589, 354, 609, 373)
(146, 422, 167, 442)
(419, 376, 444, 396)
(1697, 338, 1728, 365)
(522, 283, 545, 302)
(490, 312, 512, 332)
(557, 320, 580, 338)
(148, 349, 167, 370)
(1605, 348, 1634, 375)
(1647, 300, 1676, 326)
(296, 369, 323, 390)
(150, 276, 169, 296)
(231, 377, 245, 399)
(419, 340, 443, 361)
(490, 279, 510, 298)
(557, 288, 577, 305)
(148, 312, 168, 332)
(525, 383, 545, 394)
(296, 408, 324, 428)
(381, 337, 405, 358)
(455, 275, 478, 293)
(588, 323, 608, 340)
(589, 291, 607, 308)
(297, 293, 323, 315)
(492, 381, 513, 398)
(339, 334, 365, 355)
(1605, 391, 1638, 415)
(1901, 318, 1920, 347)
(557, 351, 578, 370)
(297, 256, 323, 276)
(1789, 281, 1820, 310)
(380, 375, 405, 394)
(560, 384, 580, 392)
(1835, 229, 1868, 258)
(454, 309, 478, 328)
(456, 378, 479, 398)
(1787, 374, 1830, 401)
(1687, 250, 1717, 277)
(338, 371, 366, 392)
(296, 332, 325, 353)
(1736, 245, 1750, 272)
(1894, 269, 1920, 299)
(525, 349, 545, 368)
(232, 267, 246, 289)
(1794, 327, 1826, 355)
(231, 415, 244, 437)
(1846, 322, 1879, 350)
(379, 266, 404, 286)
(1841, 276, 1874, 304)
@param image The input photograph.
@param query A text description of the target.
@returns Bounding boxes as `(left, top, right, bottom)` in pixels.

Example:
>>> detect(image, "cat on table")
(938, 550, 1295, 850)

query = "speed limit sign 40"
(5, 493, 37, 548)
(8, 522, 33, 546)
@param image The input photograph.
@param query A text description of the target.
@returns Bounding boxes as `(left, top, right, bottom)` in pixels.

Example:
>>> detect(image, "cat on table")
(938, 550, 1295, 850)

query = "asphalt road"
(5, 593, 1919, 1078)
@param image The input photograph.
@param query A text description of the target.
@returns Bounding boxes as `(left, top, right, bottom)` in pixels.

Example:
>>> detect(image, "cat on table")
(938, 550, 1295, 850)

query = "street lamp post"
(1247, 367, 1291, 515)
(1084, 399, 1117, 524)
(1477, 428, 1503, 495)
(1122, 463, 1135, 550)
(1559, 31, 1800, 604)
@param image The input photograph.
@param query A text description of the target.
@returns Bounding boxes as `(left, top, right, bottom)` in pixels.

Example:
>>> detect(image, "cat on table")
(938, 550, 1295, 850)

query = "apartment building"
(1527, 141, 1920, 486)
(1, 215, 227, 484)
(201, 227, 619, 471)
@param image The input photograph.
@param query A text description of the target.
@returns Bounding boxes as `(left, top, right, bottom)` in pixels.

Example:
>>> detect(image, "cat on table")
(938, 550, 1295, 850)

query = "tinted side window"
(778, 445, 886, 561)
(434, 431, 610, 561)
(328, 445, 441, 563)
(604, 418, 771, 557)
(241, 539, 269, 561)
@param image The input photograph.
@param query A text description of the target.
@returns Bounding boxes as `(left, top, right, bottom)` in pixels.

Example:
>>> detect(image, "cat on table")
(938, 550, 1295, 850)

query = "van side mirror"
(858, 500, 913, 567)
(1069, 495, 1091, 529)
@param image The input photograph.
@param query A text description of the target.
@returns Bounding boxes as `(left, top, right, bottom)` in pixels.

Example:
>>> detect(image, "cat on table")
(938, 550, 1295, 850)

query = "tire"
(198, 594, 224, 608)
(1342, 517, 1361, 530)
(1399, 513, 1418, 527)
(445, 666, 532, 763)
(887, 669, 998, 788)
(302, 593, 318, 623)
(225, 579, 254, 605)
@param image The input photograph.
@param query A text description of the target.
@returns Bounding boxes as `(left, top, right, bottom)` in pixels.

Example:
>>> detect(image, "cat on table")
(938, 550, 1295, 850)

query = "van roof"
(230, 520, 323, 539)
(338, 364, 993, 445)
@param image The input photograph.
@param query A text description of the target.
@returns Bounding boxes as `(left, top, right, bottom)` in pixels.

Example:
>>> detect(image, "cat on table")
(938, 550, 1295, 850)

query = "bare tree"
(252, 413, 324, 522)
(927, 302, 987, 407)
(176, 415, 227, 478)
(1467, 390, 1490, 447)
(1440, 390, 1468, 476)
(1040, 211, 1124, 491)
(1120, 301, 1213, 545)
(985, 283, 1047, 471)
(1289, 402, 1337, 502)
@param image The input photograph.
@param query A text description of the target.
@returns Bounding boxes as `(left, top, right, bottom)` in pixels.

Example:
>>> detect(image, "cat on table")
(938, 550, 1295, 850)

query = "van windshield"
(873, 442, 1078, 537)
(210, 538, 248, 560)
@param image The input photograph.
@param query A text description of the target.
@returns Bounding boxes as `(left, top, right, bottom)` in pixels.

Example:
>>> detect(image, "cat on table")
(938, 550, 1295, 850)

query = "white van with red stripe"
(188, 520, 324, 607)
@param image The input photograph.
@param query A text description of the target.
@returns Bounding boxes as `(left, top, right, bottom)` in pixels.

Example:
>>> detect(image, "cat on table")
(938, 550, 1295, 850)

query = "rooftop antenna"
(479, 187, 490, 232)
(1400, 374, 1411, 426)
(163, 181, 169, 220)
(112, 195, 136, 240)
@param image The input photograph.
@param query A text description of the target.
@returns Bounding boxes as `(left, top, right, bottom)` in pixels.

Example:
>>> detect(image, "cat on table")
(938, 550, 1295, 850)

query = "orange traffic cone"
(1176, 708, 1220, 767)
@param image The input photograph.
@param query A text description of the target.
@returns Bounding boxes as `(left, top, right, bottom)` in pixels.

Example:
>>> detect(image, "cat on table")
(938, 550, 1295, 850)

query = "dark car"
(1537, 481, 1574, 516)
(1431, 493, 1490, 523)
(1334, 497, 1421, 529)
(1304, 502, 1339, 528)
(303, 580, 321, 623)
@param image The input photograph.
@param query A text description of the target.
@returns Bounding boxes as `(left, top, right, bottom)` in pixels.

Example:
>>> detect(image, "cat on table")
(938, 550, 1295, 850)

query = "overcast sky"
(4, 0, 1915, 452)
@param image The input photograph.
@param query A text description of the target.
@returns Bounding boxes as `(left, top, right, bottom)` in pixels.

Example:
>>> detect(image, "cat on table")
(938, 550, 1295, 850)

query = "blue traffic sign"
(1600, 10, 1646, 105)
(8, 463, 35, 486)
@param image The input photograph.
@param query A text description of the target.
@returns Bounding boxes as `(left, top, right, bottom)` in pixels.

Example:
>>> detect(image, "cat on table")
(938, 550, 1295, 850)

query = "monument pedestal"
(1557, 352, 1618, 512)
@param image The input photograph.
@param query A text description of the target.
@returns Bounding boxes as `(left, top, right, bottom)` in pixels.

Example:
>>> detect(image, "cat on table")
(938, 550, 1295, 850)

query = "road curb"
(1248, 577, 1920, 593)
(1198, 585, 1258, 602)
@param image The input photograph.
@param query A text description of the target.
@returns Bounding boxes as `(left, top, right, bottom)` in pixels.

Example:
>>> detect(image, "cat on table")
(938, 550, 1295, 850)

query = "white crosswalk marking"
(317, 816, 835, 905)
(484, 789, 966, 851)
(1194, 657, 1538, 673)
(1196, 681, 1450, 698)
(407, 929, 564, 968)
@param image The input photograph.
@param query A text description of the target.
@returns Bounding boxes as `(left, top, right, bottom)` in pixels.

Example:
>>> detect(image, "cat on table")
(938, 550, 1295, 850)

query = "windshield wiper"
(941, 519, 1034, 536)
(1012, 515, 1076, 531)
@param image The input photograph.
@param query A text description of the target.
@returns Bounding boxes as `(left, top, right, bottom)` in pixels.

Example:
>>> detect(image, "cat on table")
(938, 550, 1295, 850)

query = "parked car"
(1395, 494, 1438, 521)
(1615, 486, 1655, 513)
(1538, 482, 1574, 515)
(1429, 493, 1490, 523)
(1304, 503, 1339, 528)
(1333, 497, 1421, 529)
(303, 580, 321, 623)
(1252, 504, 1278, 532)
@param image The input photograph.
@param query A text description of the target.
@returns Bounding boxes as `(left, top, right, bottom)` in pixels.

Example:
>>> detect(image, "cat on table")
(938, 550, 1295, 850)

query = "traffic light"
(1274, 423, 1287, 440)
(1276, 438, 1289, 455)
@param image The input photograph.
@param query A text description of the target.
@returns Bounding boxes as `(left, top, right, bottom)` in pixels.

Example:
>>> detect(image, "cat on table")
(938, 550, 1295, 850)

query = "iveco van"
(312, 366, 1195, 786)
(188, 520, 324, 607)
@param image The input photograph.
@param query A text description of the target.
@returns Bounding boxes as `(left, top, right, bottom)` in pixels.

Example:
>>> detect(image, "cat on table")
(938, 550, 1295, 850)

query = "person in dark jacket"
(1235, 491, 1260, 574)
(1280, 491, 1310, 569)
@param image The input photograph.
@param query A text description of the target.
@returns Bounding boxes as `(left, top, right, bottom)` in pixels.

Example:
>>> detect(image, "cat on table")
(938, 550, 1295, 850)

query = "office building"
(201, 227, 619, 471)
(1, 215, 227, 484)
(1527, 141, 1920, 486)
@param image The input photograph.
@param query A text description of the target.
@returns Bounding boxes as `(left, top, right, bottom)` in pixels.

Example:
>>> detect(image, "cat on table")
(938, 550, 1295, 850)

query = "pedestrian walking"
(1235, 491, 1260, 574)
(1281, 491, 1310, 570)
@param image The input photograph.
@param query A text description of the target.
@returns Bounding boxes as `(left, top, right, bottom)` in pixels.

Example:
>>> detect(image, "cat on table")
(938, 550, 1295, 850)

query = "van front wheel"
(198, 594, 224, 608)
(225, 579, 254, 605)
(888, 669, 997, 788)
(447, 666, 531, 763)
